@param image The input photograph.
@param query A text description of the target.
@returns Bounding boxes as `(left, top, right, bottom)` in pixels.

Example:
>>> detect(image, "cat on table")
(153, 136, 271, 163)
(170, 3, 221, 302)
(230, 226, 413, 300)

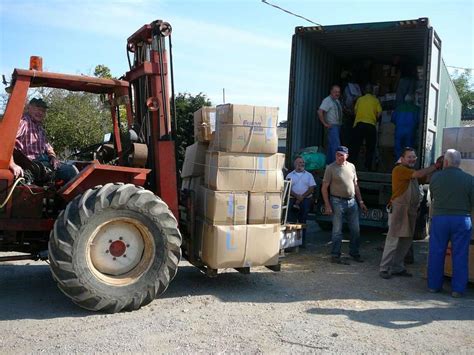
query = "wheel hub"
(109, 240, 127, 257)
(89, 220, 148, 276)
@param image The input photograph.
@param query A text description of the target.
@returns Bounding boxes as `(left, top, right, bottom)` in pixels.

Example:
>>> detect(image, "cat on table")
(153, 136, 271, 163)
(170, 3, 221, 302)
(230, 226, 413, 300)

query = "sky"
(1, 0, 473, 122)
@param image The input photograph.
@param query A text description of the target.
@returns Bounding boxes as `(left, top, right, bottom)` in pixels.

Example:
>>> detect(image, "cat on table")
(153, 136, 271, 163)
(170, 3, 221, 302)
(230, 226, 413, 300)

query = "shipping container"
(286, 18, 462, 230)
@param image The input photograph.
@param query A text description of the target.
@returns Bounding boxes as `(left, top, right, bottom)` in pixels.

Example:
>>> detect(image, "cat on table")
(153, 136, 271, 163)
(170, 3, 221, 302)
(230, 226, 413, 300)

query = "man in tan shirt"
(321, 146, 367, 264)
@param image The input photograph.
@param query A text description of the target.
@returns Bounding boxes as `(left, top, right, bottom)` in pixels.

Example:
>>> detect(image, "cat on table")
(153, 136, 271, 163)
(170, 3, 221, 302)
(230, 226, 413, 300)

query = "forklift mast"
(125, 20, 179, 219)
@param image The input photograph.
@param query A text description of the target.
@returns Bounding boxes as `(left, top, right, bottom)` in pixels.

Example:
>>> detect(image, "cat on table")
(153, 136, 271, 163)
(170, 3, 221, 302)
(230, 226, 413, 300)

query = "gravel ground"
(1, 221, 473, 353)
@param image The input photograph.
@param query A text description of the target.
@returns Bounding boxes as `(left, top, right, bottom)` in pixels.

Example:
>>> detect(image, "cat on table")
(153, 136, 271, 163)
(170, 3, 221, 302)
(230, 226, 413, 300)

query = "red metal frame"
(0, 218, 54, 231)
(1, 20, 180, 236)
(0, 70, 146, 226)
(125, 20, 179, 219)
(59, 163, 150, 202)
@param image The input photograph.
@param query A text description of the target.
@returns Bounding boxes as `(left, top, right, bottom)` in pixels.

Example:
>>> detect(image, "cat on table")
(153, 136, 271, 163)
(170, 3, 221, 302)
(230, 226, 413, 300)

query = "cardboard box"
(197, 186, 248, 225)
(378, 122, 395, 147)
(200, 223, 280, 269)
(215, 104, 278, 154)
(245, 224, 280, 267)
(442, 127, 474, 159)
(248, 192, 282, 224)
(460, 159, 474, 176)
(444, 242, 474, 282)
(180, 176, 203, 191)
(181, 142, 208, 178)
(194, 107, 216, 143)
(204, 151, 285, 192)
(459, 162, 474, 240)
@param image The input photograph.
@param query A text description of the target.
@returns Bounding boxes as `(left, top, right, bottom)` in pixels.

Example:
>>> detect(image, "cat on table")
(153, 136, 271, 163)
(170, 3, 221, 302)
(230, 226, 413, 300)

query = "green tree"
(43, 89, 111, 157)
(452, 70, 474, 112)
(175, 93, 212, 172)
(39, 65, 116, 157)
(94, 64, 113, 79)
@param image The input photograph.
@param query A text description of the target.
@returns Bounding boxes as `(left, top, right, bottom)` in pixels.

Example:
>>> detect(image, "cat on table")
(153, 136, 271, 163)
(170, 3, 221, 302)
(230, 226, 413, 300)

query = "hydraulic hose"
(0, 177, 25, 209)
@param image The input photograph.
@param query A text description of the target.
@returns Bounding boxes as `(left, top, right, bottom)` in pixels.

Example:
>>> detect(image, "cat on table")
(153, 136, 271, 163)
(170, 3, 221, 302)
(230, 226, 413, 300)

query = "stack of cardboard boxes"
(182, 104, 284, 270)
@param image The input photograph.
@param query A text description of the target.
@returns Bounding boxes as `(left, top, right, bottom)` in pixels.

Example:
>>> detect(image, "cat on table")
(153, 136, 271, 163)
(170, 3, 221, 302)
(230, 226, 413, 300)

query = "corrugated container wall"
(287, 35, 340, 161)
(435, 60, 462, 157)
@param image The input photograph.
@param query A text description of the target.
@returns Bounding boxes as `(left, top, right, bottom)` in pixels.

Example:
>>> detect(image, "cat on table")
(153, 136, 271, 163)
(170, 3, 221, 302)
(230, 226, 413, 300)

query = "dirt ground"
(1, 221, 473, 353)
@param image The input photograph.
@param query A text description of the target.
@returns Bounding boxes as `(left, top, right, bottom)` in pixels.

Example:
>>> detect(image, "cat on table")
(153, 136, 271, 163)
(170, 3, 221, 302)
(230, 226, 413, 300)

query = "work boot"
(331, 256, 350, 265)
(350, 254, 364, 263)
(392, 270, 413, 277)
(379, 271, 391, 279)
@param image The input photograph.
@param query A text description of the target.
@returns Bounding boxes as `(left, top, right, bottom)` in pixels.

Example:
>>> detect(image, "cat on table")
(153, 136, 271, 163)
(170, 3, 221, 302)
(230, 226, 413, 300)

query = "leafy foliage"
(174, 93, 212, 172)
(37, 65, 115, 157)
(43, 89, 111, 158)
(94, 65, 113, 79)
(452, 70, 474, 111)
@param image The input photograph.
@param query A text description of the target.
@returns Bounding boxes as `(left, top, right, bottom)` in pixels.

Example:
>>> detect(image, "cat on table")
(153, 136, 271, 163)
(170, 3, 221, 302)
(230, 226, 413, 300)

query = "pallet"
(188, 262, 282, 277)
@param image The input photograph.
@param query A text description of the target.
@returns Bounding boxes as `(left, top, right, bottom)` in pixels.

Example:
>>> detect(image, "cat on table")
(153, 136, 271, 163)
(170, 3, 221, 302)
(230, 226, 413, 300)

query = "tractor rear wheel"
(48, 183, 181, 313)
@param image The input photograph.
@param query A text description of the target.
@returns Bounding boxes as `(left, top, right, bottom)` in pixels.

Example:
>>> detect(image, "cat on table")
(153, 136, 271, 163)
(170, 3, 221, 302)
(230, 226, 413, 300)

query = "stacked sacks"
(186, 104, 284, 270)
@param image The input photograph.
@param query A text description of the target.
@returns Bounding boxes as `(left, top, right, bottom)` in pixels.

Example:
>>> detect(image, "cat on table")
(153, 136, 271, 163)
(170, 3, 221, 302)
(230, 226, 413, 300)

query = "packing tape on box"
(201, 185, 242, 224)
(243, 225, 251, 267)
(216, 123, 276, 152)
(227, 194, 235, 221)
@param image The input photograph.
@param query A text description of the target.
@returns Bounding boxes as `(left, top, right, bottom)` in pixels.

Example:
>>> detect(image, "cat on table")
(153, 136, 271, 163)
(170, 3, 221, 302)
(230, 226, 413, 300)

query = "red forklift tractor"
(0, 21, 188, 312)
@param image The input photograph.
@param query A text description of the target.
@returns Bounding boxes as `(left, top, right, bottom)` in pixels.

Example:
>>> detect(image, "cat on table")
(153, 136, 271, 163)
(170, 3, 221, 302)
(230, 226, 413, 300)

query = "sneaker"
(428, 288, 441, 293)
(392, 270, 413, 277)
(379, 271, 391, 279)
(350, 255, 364, 263)
(451, 292, 463, 298)
(331, 256, 350, 265)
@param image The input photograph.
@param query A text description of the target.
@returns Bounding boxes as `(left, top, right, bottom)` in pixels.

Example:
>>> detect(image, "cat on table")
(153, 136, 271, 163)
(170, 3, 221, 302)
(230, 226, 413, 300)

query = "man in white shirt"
(318, 85, 343, 165)
(286, 156, 317, 247)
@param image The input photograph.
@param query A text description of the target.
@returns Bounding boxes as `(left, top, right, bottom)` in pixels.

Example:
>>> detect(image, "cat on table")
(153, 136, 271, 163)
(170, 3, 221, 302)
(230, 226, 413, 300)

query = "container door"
(421, 29, 442, 167)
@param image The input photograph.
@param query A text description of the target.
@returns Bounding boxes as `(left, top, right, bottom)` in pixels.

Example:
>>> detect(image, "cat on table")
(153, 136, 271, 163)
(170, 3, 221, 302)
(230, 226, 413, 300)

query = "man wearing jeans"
(9, 98, 78, 182)
(428, 149, 474, 297)
(321, 146, 368, 264)
(287, 156, 317, 247)
(318, 85, 343, 166)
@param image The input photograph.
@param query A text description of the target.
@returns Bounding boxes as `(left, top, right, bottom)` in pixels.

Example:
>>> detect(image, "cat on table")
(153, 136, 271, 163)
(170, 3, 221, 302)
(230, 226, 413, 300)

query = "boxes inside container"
(290, 26, 429, 173)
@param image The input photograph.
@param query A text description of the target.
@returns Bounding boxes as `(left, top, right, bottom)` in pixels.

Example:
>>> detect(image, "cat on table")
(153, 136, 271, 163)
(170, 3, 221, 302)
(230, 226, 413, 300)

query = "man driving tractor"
(8, 98, 78, 182)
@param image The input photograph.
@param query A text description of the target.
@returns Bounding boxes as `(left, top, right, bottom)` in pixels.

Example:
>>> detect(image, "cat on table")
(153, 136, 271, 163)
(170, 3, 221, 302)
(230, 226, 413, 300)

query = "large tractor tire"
(48, 183, 182, 313)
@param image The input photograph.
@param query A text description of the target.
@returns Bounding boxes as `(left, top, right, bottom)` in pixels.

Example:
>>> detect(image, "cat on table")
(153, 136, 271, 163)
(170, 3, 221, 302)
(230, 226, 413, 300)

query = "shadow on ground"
(1, 222, 472, 324)
(306, 305, 474, 329)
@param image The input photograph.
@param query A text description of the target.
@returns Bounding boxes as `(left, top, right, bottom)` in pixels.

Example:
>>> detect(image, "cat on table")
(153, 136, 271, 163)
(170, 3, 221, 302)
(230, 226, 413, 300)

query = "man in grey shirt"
(428, 149, 474, 297)
(318, 85, 343, 165)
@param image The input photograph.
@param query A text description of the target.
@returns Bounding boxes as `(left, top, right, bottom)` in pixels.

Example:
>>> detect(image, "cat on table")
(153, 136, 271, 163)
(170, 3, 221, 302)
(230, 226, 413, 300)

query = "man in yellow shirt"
(350, 84, 382, 171)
